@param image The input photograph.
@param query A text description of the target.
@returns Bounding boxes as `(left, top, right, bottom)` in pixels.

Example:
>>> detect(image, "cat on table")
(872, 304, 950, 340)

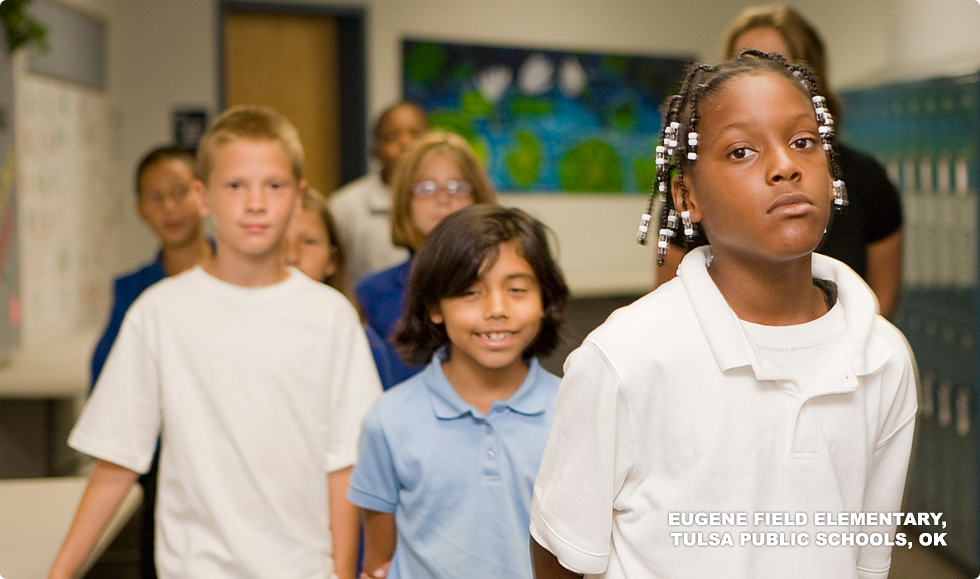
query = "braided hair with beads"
(636, 49, 847, 266)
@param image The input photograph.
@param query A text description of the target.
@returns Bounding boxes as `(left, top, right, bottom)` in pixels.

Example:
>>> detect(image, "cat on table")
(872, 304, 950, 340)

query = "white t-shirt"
(329, 173, 409, 285)
(530, 247, 917, 579)
(70, 266, 382, 579)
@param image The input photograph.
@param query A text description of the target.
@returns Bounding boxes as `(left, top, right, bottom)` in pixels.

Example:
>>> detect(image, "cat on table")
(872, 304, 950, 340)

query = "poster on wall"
(402, 39, 690, 194)
(0, 37, 20, 364)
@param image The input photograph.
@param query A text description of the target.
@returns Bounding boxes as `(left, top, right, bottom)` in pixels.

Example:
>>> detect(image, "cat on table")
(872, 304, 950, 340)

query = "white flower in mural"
(517, 53, 554, 96)
(475, 66, 513, 104)
(558, 56, 587, 98)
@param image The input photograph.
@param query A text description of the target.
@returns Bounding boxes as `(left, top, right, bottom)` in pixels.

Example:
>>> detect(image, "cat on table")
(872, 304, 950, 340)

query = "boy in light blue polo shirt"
(348, 206, 570, 579)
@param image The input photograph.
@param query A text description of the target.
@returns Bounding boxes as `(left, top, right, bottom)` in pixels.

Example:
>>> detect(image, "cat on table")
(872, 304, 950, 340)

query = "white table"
(0, 327, 99, 477)
(0, 476, 142, 579)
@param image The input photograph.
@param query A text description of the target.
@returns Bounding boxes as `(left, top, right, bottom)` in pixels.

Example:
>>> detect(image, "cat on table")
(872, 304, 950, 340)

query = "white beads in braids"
(680, 209, 695, 238)
(637, 212, 652, 244)
(833, 179, 848, 207)
(657, 210, 680, 257)
(686, 131, 699, 161)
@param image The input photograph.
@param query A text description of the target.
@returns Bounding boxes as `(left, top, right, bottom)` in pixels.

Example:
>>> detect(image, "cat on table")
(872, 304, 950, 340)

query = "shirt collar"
(425, 349, 548, 419)
(366, 173, 393, 213)
(678, 246, 891, 382)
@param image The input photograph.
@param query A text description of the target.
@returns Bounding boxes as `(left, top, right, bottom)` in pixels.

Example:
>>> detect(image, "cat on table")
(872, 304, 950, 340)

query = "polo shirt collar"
(424, 349, 548, 419)
(678, 246, 891, 382)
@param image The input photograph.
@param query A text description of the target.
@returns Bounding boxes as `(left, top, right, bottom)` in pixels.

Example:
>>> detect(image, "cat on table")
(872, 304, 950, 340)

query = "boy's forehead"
(378, 104, 425, 132)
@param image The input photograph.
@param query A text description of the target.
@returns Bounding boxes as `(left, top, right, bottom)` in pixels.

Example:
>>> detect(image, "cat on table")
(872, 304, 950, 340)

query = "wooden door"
(223, 12, 341, 193)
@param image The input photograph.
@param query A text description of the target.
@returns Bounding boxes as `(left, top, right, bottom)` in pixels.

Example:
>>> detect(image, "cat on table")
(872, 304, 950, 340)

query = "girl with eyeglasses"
(355, 131, 497, 386)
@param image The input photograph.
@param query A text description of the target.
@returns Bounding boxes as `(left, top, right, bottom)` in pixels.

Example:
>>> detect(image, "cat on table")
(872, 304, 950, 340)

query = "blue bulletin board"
(403, 39, 690, 194)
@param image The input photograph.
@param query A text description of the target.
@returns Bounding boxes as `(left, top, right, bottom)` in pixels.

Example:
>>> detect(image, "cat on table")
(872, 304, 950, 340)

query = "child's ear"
(192, 179, 211, 218)
(136, 195, 150, 224)
(669, 172, 704, 223)
(428, 306, 444, 325)
(323, 247, 339, 279)
(295, 179, 308, 214)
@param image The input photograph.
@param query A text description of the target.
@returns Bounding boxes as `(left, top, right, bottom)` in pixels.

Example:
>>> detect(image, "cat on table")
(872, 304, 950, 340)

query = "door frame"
(217, 1, 367, 185)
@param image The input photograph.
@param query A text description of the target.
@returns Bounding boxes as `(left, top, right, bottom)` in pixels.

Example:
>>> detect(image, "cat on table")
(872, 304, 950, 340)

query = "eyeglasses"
(411, 179, 474, 198)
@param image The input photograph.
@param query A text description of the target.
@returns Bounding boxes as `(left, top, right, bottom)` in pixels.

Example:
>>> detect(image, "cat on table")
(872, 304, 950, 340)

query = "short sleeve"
(838, 146, 903, 243)
(530, 342, 633, 575)
(323, 305, 383, 473)
(347, 402, 400, 513)
(857, 329, 918, 577)
(70, 304, 162, 474)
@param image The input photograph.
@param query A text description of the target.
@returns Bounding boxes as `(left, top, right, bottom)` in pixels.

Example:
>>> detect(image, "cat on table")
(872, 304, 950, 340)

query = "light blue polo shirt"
(348, 351, 560, 579)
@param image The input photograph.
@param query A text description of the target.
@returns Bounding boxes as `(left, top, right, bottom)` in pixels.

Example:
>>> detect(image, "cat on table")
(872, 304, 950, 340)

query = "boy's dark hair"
(637, 50, 846, 262)
(372, 100, 427, 141)
(394, 204, 569, 366)
(135, 145, 195, 196)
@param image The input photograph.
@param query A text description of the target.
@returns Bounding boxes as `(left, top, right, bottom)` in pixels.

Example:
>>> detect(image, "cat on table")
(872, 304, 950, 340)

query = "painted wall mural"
(403, 39, 691, 194)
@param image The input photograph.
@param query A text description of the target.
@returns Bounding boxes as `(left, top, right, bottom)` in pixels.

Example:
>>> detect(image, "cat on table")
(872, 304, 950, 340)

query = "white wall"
(21, 0, 974, 344)
(883, 0, 980, 82)
(100, 0, 900, 298)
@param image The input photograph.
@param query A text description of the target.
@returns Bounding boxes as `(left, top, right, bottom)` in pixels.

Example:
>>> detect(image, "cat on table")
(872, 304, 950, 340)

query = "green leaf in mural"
(429, 110, 475, 140)
(509, 97, 552, 117)
(635, 157, 657, 194)
(506, 130, 542, 188)
(450, 61, 477, 82)
(405, 43, 446, 86)
(427, 110, 490, 166)
(602, 55, 628, 77)
(560, 139, 622, 192)
(461, 90, 493, 117)
(612, 101, 636, 131)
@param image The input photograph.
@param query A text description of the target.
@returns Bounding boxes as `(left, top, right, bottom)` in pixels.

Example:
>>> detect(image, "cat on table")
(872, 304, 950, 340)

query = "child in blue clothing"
(354, 131, 497, 387)
(349, 204, 570, 579)
(282, 188, 395, 389)
(91, 145, 212, 389)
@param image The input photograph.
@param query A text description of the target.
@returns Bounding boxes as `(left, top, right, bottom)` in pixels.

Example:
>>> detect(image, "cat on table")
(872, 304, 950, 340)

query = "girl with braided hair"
(657, 5, 905, 319)
(530, 52, 916, 579)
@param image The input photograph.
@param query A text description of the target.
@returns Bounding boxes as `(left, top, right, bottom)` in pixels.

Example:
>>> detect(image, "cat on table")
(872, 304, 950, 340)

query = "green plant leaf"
(0, 0, 48, 54)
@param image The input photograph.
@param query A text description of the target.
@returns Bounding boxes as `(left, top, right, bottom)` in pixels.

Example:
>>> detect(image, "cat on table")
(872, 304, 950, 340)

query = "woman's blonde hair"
(722, 4, 841, 118)
(389, 131, 496, 251)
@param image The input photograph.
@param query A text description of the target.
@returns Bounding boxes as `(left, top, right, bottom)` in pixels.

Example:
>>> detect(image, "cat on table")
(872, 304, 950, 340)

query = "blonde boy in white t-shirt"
(49, 106, 381, 579)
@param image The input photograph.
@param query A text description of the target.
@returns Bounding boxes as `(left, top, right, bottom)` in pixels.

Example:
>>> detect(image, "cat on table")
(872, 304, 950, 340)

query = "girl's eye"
(728, 147, 754, 160)
(227, 181, 242, 190)
(509, 286, 528, 294)
(792, 137, 816, 149)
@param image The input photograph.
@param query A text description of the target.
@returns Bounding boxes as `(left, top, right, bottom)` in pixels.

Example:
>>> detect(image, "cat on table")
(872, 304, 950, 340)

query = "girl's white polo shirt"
(530, 247, 917, 579)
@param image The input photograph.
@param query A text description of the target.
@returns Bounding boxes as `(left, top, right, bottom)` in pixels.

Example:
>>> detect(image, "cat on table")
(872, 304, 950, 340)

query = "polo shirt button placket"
(482, 415, 501, 478)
